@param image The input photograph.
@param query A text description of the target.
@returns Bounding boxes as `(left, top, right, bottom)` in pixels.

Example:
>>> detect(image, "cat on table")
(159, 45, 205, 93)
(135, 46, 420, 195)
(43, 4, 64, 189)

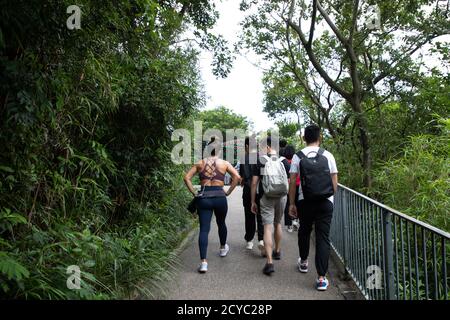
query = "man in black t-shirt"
(239, 137, 264, 252)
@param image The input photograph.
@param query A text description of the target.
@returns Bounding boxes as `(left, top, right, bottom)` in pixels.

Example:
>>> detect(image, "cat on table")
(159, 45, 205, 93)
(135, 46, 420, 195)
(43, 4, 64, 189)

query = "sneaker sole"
(198, 270, 207, 274)
(298, 264, 308, 273)
(220, 250, 230, 257)
(317, 286, 328, 291)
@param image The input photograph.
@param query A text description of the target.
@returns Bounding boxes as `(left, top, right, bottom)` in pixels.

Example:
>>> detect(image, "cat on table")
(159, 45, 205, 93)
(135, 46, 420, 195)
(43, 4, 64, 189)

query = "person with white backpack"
(250, 137, 290, 275)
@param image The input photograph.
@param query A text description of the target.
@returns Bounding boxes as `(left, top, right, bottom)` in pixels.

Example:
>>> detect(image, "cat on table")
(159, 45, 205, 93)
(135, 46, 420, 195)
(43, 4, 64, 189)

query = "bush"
(373, 119, 450, 232)
(0, 0, 210, 299)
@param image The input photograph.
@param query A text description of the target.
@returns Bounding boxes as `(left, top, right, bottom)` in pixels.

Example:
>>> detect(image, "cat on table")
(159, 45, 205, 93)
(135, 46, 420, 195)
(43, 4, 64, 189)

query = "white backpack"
(261, 155, 289, 198)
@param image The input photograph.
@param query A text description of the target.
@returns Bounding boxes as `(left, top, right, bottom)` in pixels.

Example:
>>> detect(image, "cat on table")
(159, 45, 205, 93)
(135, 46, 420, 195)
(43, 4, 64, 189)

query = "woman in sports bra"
(183, 138, 241, 273)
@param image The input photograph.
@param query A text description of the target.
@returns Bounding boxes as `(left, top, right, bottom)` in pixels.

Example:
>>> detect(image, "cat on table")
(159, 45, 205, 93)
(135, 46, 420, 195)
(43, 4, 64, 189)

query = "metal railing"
(331, 184, 450, 300)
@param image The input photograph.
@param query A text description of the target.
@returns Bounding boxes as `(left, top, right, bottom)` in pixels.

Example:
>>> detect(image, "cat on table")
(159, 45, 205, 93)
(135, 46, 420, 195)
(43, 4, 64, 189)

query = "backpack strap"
(296, 151, 306, 160)
(318, 148, 325, 155)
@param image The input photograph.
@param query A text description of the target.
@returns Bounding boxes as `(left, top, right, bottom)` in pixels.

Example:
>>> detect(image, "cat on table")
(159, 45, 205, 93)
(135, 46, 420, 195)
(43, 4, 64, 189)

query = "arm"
(250, 176, 259, 214)
(288, 173, 298, 218)
(331, 173, 338, 193)
(239, 164, 245, 186)
(250, 162, 261, 214)
(225, 162, 241, 196)
(183, 161, 201, 196)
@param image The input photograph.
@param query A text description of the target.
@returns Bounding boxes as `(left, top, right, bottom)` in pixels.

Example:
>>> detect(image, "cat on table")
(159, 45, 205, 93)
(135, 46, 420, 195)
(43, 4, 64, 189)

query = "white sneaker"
(297, 258, 309, 273)
(246, 241, 254, 250)
(292, 219, 300, 231)
(198, 262, 208, 273)
(316, 277, 329, 291)
(287, 226, 293, 233)
(219, 244, 230, 257)
(258, 240, 266, 257)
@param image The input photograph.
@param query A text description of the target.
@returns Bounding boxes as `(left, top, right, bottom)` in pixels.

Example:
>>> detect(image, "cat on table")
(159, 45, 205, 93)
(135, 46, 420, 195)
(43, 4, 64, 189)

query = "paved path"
(165, 187, 346, 300)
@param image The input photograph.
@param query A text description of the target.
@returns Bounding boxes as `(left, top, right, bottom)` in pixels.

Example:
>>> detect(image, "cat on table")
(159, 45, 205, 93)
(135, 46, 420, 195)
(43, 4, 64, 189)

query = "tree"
(197, 106, 252, 139)
(276, 120, 299, 139)
(0, 0, 231, 299)
(239, 0, 449, 188)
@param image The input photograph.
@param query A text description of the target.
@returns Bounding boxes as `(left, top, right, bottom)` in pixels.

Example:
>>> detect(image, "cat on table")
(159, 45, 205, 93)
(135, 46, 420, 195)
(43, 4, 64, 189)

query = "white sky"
(198, 0, 275, 132)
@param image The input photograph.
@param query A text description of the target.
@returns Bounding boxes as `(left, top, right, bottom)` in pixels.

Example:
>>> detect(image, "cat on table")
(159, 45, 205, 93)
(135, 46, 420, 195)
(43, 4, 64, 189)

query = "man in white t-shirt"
(288, 124, 338, 291)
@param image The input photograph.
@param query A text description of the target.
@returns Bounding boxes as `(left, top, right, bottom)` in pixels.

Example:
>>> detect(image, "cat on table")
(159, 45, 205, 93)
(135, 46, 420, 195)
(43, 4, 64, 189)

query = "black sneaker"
(272, 250, 281, 260)
(263, 263, 275, 275)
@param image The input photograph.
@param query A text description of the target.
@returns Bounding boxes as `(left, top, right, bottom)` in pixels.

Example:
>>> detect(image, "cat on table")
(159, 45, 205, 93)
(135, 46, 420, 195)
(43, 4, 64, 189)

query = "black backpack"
(297, 148, 334, 200)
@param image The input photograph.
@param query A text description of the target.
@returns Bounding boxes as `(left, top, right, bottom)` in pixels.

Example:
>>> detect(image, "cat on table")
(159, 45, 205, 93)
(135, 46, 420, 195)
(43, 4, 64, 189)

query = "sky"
(198, 0, 274, 133)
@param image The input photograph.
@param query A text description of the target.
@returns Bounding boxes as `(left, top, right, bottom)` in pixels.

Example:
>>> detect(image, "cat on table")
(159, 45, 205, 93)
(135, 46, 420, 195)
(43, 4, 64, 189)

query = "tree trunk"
(352, 99, 372, 189)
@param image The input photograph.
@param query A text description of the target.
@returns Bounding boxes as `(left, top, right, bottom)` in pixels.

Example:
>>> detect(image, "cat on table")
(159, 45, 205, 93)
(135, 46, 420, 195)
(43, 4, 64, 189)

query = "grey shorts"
(259, 194, 287, 225)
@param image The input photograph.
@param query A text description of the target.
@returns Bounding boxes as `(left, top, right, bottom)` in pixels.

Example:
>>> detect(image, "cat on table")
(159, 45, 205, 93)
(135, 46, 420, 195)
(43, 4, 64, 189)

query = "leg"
(197, 198, 214, 261)
(273, 195, 286, 253)
(314, 200, 334, 277)
(297, 200, 313, 261)
(244, 205, 256, 242)
(256, 197, 264, 242)
(260, 195, 275, 264)
(214, 197, 228, 248)
(284, 200, 292, 226)
(263, 224, 274, 263)
(243, 188, 255, 242)
(273, 223, 282, 252)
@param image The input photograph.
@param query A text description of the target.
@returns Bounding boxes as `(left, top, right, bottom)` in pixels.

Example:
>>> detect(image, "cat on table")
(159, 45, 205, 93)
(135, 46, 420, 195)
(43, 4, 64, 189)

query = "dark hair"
(283, 145, 295, 160)
(280, 139, 288, 148)
(245, 136, 256, 147)
(304, 124, 321, 144)
(207, 137, 221, 157)
(265, 137, 272, 148)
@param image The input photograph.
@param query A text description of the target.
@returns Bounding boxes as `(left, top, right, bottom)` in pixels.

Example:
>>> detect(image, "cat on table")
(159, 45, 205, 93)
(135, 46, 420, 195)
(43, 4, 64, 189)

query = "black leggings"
(197, 191, 228, 260)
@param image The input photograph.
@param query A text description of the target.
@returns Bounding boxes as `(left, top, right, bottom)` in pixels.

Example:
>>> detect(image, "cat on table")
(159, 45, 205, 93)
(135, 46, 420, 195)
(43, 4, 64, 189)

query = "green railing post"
(383, 209, 396, 300)
(341, 190, 349, 277)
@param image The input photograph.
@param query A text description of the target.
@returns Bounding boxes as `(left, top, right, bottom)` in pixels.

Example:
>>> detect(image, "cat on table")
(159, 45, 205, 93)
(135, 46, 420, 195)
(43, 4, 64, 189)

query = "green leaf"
(83, 260, 96, 268)
(0, 252, 30, 281)
(0, 166, 14, 173)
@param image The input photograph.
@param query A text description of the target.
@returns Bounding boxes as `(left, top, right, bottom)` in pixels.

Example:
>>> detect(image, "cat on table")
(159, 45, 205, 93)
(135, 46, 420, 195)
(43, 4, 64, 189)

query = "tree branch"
(285, 17, 351, 99)
(349, 0, 360, 44)
(371, 32, 448, 87)
(308, 0, 318, 47)
(316, 0, 347, 45)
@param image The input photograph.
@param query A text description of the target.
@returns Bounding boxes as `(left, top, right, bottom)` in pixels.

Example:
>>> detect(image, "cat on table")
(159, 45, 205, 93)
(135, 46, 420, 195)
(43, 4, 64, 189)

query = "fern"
(0, 252, 30, 281)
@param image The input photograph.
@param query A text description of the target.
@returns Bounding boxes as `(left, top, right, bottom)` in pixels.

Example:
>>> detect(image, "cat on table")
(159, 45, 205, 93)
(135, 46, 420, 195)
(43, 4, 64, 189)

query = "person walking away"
(282, 145, 296, 232)
(184, 138, 241, 273)
(239, 137, 264, 251)
(288, 124, 338, 291)
(279, 139, 287, 159)
(251, 137, 290, 275)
